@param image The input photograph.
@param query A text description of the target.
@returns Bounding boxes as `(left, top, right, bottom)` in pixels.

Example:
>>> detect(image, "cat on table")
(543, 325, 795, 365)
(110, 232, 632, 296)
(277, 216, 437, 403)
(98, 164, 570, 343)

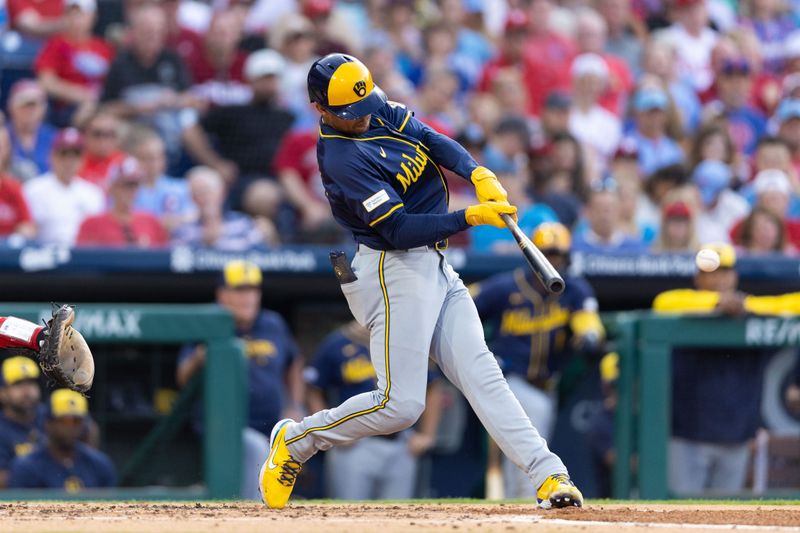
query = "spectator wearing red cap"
(0, 112, 36, 244)
(76, 157, 168, 248)
(185, 10, 250, 107)
(521, 0, 576, 115)
(77, 108, 127, 187)
(7, 80, 57, 182)
(572, 7, 634, 117)
(652, 200, 698, 252)
(22, 128, 104, 245)
(477, 10, 533, 94)
(302, 0, 352, 57)
(658, 0, 718, 92)
(34, 0, 115, 126)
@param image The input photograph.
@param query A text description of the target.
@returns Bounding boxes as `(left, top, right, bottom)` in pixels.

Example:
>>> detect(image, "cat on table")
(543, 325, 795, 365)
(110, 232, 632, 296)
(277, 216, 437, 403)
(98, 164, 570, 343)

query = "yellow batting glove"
(465, 201, 518, 228)
(471, 166, 508, 204)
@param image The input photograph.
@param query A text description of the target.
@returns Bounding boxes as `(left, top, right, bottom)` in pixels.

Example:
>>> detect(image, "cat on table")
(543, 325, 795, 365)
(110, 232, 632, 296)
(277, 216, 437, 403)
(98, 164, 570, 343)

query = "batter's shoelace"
(278, 459, 302, 486)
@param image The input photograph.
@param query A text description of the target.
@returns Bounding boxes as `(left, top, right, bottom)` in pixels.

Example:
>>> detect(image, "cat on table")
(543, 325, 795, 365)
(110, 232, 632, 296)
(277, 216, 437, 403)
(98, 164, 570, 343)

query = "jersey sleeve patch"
(362, 189, 390, 212)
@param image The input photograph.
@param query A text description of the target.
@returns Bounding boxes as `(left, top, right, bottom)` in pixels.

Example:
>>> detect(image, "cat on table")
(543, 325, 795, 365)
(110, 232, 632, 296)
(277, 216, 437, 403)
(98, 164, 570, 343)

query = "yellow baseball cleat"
(536, 473, 584, 509)
(258, 419, 302, 509)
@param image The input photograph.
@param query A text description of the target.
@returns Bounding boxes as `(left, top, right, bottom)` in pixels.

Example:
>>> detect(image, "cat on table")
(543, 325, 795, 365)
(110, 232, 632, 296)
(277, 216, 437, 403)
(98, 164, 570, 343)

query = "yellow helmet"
(307, 53, 387, 119)
(532, 222, 572, 253)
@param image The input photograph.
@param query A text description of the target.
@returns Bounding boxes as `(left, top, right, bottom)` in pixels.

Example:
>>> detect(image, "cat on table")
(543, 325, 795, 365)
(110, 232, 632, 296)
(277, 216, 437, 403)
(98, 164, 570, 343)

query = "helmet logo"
(353, 80, 367, 97)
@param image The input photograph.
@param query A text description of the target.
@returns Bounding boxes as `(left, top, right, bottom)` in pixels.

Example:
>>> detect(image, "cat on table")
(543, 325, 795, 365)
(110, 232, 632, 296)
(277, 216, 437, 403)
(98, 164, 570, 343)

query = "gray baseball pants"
(284, 244, 566, 490)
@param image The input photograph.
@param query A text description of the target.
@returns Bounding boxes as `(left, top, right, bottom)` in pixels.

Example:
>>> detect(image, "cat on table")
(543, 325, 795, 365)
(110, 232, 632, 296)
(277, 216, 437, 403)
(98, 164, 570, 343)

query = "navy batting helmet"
(307, 53, 387, 120)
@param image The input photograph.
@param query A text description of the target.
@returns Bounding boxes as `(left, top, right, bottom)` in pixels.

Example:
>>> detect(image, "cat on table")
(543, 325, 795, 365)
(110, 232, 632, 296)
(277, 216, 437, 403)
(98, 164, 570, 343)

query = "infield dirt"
(2, 501, 799, 533)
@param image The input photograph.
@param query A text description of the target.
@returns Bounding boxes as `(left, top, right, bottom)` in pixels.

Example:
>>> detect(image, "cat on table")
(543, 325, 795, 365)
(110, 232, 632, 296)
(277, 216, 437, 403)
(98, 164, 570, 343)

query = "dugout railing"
(611, 312, 800, 500)
(0, 303, 246, 500)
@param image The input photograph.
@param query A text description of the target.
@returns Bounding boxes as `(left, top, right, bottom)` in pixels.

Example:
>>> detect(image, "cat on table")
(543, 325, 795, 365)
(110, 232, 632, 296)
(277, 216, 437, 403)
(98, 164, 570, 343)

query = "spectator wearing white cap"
(22, 128, 104, 246)
(34, 0, 114, 126)
(731, 168, 800, 250)
(567, 53, 622, 162)
(182, 49, 294, 211)
(572, 7, 634, 116)
(272, 14, 319, 129)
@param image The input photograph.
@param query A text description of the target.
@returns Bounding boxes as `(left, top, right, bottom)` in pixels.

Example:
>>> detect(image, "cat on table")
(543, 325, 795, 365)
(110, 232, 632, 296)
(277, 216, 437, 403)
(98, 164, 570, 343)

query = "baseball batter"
(259, 53, 583, 509)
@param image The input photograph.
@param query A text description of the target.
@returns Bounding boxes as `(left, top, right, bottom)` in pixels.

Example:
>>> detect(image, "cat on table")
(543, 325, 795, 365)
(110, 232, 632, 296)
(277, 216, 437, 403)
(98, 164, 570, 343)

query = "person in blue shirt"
(627, 88, 684, 176)
(471, 223, 605, 498)
(306, 320, 442, 500)
(706, 58, 766, 157)
(0, 355, 45, 489)
(7, 80, 58, 181)
(127, 127, 194, 234)
(8, 389, 115, 491)
(177, 259, 304, 500)
(572, 178, 648, 253)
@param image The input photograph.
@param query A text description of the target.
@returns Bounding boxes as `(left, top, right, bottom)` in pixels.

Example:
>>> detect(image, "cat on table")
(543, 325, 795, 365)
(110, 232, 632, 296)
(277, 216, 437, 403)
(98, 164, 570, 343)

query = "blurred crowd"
(0, 0, 799, 254)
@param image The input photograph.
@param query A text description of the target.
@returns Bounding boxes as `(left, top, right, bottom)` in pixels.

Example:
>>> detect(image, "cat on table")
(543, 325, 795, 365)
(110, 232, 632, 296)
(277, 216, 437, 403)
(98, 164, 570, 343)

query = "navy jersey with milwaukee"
(473, 269, 598, 381)
(318, 101, 476, 250)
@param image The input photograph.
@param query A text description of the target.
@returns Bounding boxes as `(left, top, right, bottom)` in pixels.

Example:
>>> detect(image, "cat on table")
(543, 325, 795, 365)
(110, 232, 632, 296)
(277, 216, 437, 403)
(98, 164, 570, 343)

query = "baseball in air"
(696, 248, 721, 272)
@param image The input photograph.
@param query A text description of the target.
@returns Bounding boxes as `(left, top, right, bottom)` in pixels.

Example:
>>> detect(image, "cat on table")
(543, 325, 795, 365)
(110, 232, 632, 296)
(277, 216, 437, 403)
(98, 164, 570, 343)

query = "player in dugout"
(653, 243, 800, 495)
(306, 320, 443, 499)
(470, 222, 605, 498)
(8, 388, 115, 491)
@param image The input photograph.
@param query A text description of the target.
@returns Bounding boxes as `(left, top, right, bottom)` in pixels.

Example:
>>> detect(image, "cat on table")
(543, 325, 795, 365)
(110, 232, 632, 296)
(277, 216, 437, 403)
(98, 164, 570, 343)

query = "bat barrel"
(499, 213, 566, 295)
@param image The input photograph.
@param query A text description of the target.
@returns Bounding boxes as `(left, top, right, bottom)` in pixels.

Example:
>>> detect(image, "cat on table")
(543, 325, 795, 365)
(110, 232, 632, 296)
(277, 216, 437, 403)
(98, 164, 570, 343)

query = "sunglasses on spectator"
(56, 149, 82, 157)
(89, 129, 117, 139)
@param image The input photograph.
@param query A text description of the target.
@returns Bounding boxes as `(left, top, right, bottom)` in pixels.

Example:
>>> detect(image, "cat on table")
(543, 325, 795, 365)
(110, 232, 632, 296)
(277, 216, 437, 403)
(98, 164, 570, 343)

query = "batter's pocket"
(330, 251, 358, 284)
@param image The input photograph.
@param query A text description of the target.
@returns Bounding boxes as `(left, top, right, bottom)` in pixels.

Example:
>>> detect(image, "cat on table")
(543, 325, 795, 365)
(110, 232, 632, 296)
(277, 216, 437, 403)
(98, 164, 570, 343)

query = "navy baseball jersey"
(179, 310, 299, 435)
(0, 407, 46, 471)
(8, 443, 116, 490)
(306, 329, 376, 406)
(472, 269, 600, 382)
(318, 101, 476, 250)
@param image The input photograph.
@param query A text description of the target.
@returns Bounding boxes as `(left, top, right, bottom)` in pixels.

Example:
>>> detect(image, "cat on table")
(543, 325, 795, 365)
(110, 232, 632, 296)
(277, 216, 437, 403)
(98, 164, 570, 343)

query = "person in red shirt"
(273, 128, 331, 231)
(76, 156, 168, 248)
(0, 112, 35, 242)
(522, 0, 577, 115)
(162, 0, 204, 62)
(731, 169, 800, 250)
(185, 10, 250, 107)
(8, 0, 64, 40)
(77, 108, 126, 187)
(478, 10, 531, 94)
(35, 0, 114, 120)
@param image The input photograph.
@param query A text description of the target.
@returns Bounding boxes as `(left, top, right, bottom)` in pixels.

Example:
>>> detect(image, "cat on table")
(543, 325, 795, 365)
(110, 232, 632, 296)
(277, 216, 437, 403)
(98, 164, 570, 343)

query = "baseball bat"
(500, 213, 565, 295)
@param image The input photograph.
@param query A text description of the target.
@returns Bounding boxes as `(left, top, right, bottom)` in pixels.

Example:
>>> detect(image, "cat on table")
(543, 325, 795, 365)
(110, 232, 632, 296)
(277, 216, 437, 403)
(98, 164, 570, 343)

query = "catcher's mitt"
(38, 305, 95, 394)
